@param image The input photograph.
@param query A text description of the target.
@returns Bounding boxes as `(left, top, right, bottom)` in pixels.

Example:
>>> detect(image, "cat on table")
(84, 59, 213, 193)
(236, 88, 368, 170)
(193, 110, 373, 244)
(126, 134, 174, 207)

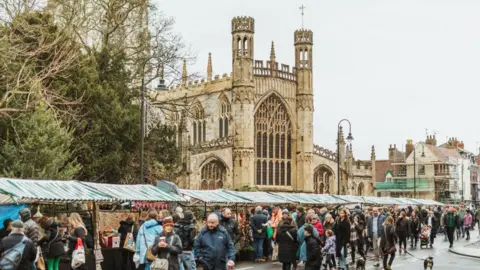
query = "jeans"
(253, 238, 264, 259)
(410, 233, 419, 247)
(179, 252, 196, 270)
(446, 227, 455, 246)
(460, 220, 465, 236)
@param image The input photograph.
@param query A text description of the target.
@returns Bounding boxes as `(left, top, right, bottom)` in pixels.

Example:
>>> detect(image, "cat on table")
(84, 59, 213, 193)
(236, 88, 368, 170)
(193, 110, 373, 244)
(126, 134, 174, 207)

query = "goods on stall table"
(98, 212, 139, 230)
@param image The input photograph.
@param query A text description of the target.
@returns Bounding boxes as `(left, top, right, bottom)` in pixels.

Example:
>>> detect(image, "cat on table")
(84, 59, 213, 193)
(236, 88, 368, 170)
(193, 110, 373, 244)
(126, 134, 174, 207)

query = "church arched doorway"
(254, 94, 293, 187)
(313, 165, 335, 194)
(200, 159, 226, 190)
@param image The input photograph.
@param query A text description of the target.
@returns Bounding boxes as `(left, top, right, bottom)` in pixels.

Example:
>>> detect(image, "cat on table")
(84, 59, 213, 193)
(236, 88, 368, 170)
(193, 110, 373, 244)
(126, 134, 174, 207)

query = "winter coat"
(297, 224, 318, 261)
(296, 212, 306, 228)
(323, 220, 335, 232)
(322, 235, 336, 255)
(220, 217, 240, 243)
(305, 235, 322, 267)
(395, 218, 409, 233)
(276, 224, 298, 264)
(318, 210, 328, 224)
(333, 217, 350, 251)
(250, 212, 268, 239)
(380, 224, 397, 255)
(443, 213, 459, 229)
(423, 216, 438, 237)
(409, 216, 421, 235)
(312, 220, 324, 236)
(475, 209, 480, 221)
(19, 209, 39, 246)
(173, 219, 196, 251)
(0, 233, 37, 270)
(464, 213, 473, 228)
(193, 226, 235, 270)
(135, 219, 163, 265)
(151, 232, 182, 270)
(38, 220, 64, 258)
(0, 228, 11, 240)
(67, 226, 90, 255)
(118, 220, 138, 248)
(367, 214, 386, 238)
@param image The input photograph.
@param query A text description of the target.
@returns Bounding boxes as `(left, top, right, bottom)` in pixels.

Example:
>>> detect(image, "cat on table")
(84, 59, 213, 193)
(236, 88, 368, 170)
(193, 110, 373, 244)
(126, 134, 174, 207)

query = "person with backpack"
(18, 208, 40, 246)
(0, 220, 37, 270)
(173, 211, 196, 270)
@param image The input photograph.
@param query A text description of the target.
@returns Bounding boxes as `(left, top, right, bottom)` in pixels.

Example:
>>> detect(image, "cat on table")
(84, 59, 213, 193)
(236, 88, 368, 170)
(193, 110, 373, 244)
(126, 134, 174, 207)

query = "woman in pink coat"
(463, 209, 473, 240)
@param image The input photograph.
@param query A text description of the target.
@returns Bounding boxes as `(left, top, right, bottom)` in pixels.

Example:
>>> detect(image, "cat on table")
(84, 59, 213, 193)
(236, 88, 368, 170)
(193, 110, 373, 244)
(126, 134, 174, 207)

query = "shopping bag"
(71, 238, 86, 269)
(266, 226, 274, 239)
(123, 226, 136, 252)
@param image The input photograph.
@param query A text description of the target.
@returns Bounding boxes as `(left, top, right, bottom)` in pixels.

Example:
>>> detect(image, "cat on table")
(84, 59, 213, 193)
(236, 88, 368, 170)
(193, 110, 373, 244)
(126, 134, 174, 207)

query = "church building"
(151, 16, 376, 195)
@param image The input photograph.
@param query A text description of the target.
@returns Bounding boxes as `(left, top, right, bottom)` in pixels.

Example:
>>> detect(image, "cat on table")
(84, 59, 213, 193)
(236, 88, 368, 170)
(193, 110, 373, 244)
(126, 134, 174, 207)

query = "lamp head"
(346, 133, 354, 144)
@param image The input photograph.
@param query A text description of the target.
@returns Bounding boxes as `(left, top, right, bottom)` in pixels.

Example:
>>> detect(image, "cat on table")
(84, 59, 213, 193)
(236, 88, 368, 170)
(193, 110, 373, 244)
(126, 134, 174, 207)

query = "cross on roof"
(299, 5, 306, 28)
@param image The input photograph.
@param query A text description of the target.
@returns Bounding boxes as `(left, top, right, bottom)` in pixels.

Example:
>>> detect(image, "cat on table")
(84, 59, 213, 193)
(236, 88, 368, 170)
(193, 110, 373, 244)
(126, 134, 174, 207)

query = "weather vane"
(299, 5, 306, 28)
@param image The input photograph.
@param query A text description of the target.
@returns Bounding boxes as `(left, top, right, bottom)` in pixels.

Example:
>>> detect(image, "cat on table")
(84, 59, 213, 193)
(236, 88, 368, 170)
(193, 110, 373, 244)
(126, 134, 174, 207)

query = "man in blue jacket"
(194, 214, 235, 270)
(367, 207, 386, 267)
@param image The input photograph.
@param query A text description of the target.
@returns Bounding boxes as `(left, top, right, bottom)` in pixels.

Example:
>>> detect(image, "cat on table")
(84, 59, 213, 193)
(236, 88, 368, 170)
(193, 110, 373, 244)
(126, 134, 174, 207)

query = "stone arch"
(254, 93, 293, 187)
(218, 93, 231, 138)
(313, 165, 335, 194)
(357, 182, 365, 196)
(200, 158, 227, 190)
(254, 90, 296, 128)
(190, 100, 206, 145)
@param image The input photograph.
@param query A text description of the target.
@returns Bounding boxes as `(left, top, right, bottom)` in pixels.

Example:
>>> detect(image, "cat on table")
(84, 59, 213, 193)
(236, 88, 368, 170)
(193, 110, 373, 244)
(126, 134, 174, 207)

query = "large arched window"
(357, 182, 365, 196)
(200, 160, 226, 190)
(313, 166, 335, 194)
(254, 94, 292, 186)
(218, 95, 231, 138)
(191, 102, 206, 145)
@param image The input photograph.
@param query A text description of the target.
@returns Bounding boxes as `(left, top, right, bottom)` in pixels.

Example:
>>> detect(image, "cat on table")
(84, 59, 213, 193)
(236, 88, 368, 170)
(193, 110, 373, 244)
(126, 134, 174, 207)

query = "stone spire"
(207, 53, 212, 82)
(181, 59, 187, 87)
(270, 41, 276, 63)
(371, 145, 376, 160)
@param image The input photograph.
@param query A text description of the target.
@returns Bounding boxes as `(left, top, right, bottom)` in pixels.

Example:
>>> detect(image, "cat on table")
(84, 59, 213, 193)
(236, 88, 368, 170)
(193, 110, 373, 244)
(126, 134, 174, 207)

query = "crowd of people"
(0, 204, 479, 270)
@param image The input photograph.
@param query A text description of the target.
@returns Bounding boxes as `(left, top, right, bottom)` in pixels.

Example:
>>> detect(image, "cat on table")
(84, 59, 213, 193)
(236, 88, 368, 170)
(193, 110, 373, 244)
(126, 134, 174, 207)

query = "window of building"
(200, 160, 226, 190)
(191, 102, 206, 145)
(418, 165, 425, 175)
(218, 95, 231, 138)
(254, 94, 293, 186)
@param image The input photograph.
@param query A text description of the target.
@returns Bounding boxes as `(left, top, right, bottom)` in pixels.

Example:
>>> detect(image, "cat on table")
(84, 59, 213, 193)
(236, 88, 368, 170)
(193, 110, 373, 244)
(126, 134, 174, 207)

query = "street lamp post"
(337, 119, 354, 195)
(140, 76, 146, 184)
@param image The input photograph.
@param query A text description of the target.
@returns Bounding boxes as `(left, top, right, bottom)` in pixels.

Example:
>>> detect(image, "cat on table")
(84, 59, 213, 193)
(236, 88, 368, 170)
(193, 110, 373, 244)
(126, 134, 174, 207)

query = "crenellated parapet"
(231, 16, 255, 33)
(253, 60, 297, 81)
(168, 73, 232, 91)
(313, 144, 338, 162)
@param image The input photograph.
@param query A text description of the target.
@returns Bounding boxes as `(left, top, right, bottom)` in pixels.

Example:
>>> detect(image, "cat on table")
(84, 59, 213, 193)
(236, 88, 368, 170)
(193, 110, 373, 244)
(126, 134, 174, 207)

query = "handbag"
(150, 236, 174, 270)
(71, 238, 86, 269)
(123, 225, 136, 252)
(384, 227, 396, 254)
(266, 226, 274, 239)
(142, 227, 156, 262)
(36, 248, 46, 270)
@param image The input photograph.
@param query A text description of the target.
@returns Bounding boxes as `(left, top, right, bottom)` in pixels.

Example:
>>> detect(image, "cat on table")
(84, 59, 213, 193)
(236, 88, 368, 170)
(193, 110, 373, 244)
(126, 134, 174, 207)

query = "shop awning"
(334, 195, 366, 204)
(81, 183, 187, 202)
(270, 193, 320, 204)
(180, 189, 251, 204)
(224, 191, 289, 204)
(0, 178, 112, 204)
(409, 198, 444, 206)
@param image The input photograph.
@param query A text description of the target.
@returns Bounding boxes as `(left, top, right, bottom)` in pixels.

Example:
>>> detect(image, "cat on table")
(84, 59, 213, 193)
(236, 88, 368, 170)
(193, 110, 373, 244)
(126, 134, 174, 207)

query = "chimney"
(388, 144, 395, 161)
(405, 139, 414, 158)
(432, 134, 437, 146)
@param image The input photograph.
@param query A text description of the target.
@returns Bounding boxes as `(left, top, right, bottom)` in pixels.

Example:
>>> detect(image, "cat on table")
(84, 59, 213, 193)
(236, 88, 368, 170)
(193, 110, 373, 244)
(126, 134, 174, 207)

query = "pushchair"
(419, 226, 432, 249)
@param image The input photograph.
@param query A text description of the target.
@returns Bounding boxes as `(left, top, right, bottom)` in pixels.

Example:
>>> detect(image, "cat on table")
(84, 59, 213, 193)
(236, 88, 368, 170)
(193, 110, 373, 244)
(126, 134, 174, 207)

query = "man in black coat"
(0, 220, 36, 270)
(220, 208, 240, 245)
(250, 206, 268, 262)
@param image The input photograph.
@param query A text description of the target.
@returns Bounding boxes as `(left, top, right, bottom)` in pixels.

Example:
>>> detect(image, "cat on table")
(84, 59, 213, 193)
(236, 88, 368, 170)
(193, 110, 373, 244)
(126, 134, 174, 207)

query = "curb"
(449, 247, 480, 259)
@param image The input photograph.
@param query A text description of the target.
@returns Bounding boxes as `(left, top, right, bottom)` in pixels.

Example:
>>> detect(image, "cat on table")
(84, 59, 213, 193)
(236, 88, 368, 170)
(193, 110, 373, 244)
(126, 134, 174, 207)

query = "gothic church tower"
(231, 17, 256, 188)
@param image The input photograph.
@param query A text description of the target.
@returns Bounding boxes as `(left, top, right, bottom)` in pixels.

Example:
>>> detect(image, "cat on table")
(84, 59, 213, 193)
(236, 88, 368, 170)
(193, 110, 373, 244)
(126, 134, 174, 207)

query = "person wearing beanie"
(0, 220, 37, 270)
(151, 217, 182, 270)
(18, 208, 40, 246)
(174, 211, 197, 270)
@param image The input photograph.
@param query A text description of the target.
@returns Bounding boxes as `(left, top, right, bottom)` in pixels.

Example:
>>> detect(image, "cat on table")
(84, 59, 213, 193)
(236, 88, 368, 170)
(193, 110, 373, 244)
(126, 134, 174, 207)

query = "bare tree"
(0, 0, 80, 118)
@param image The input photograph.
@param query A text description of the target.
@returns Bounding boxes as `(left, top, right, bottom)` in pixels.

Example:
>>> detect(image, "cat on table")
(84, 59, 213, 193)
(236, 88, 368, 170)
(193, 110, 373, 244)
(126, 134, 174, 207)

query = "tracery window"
(218, 95, 231, 138)
(191, 102, 206, 145)
(254, 94, 292, 186)
(200, 160, 226, 190)
(313, 166, 334, 194)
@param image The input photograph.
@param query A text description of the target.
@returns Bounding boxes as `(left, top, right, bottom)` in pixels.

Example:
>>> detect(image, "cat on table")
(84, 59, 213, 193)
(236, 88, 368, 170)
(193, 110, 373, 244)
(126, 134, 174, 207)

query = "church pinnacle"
(270, 41, 276, 63)
(182, 59, 187, 87)
(207, 53, 212, 82)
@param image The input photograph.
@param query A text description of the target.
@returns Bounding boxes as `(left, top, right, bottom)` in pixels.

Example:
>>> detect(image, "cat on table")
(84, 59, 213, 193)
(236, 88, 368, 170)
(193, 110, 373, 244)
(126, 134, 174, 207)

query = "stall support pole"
(204, 202, 207, 220)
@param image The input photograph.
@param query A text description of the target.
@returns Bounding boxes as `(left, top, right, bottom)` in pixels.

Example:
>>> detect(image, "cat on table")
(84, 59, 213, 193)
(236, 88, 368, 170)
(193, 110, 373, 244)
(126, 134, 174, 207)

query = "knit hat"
(163, 217, 174, 228)
(183, 210, 194, 221)
(297, 206, 304, 212)
(11, 220, 24, 229)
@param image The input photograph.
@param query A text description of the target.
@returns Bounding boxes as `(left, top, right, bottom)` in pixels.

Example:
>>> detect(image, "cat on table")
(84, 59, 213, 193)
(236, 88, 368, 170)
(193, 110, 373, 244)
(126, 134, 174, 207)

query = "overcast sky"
(156, 0, 480, 160)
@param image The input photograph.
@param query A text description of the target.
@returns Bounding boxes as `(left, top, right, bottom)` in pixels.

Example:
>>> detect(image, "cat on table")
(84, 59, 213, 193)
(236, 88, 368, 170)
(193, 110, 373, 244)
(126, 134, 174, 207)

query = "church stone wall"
(189, 147, 233, 189)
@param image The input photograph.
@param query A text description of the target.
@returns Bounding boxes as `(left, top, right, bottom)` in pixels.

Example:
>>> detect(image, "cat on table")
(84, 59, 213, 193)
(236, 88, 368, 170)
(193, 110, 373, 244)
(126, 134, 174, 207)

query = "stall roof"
(409, 198, 444, 206)
(270, 193, 319, 204)
(82, 183, 187, 202)
(0, 178, 112, 204)
(224, 191, 289, 204)
(180, 189, 251, 204)
(334, 195, 365, 204)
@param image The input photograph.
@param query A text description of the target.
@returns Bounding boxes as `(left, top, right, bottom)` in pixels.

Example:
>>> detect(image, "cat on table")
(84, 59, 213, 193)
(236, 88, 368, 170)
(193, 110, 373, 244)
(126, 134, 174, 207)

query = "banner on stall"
(0, 204, 27, 228)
